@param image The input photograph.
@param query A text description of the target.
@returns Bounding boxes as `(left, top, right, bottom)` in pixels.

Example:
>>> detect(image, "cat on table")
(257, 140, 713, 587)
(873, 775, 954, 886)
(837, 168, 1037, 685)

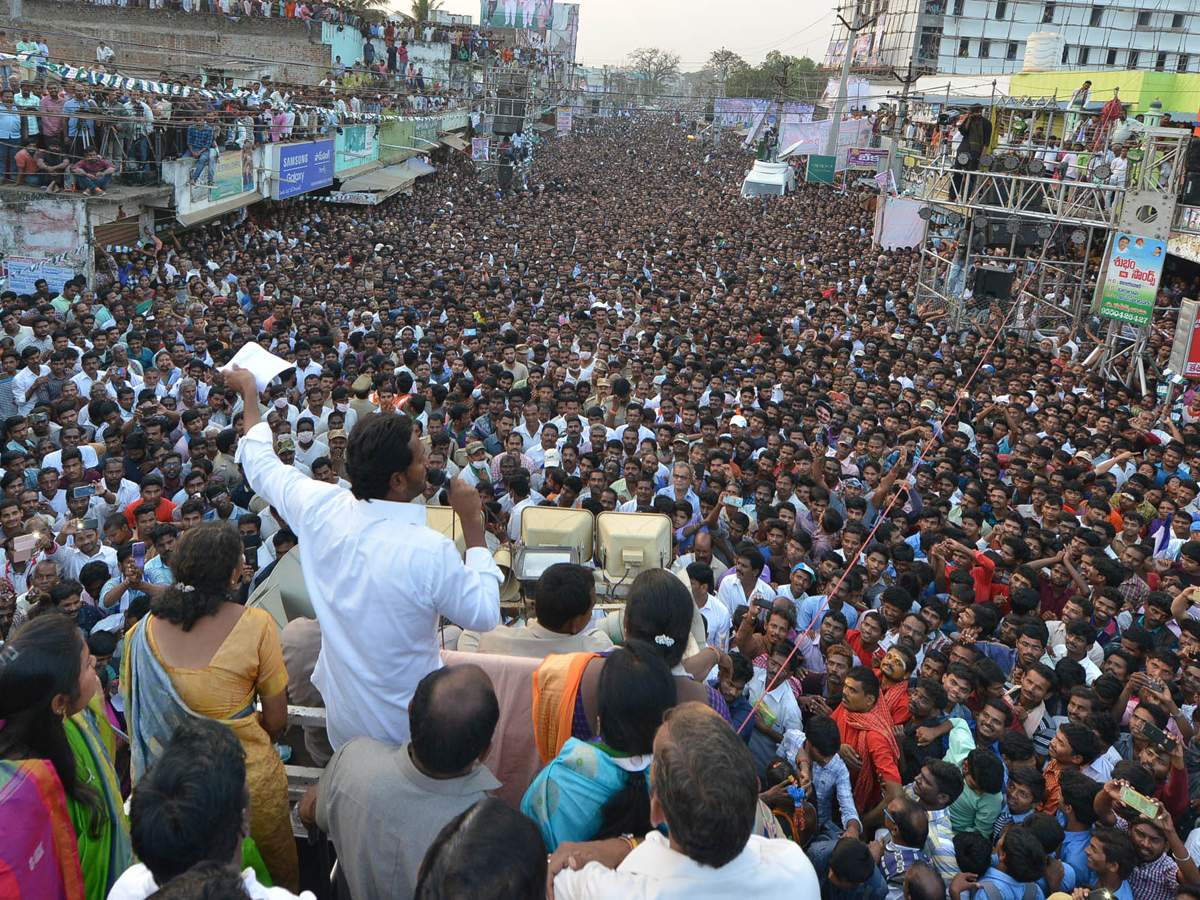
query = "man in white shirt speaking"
(226, 365, 501, 750)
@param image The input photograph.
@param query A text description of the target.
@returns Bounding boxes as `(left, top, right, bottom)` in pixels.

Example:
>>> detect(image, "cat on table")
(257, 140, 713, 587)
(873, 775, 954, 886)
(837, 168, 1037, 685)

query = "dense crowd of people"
(3, 110, 1200, 900)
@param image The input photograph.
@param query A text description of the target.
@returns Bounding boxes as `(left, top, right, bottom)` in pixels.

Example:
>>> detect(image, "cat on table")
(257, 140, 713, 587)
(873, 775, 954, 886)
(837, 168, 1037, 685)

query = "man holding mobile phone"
(224, 365, 502, 750)
(1092, 773, 1200, 896)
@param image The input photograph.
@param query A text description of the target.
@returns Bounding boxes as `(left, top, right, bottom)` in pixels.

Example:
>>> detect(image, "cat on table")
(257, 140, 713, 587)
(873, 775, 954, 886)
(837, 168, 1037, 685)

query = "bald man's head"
(409, 665, 498, 776)
(903, 862, 945, 900)
(693, 531, 712, 563)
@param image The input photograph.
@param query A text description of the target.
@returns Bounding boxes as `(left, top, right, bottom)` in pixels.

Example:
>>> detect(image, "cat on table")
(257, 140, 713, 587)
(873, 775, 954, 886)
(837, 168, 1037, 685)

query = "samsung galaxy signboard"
(272, 140, 334, 200)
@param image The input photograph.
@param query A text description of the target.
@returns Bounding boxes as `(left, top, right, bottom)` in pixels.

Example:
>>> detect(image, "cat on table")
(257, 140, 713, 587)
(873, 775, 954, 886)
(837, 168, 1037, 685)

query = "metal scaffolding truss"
(481, 66, 538, 125)
(906, 127, 1190, 343)
(474, 65, 540, 183)
(919, 165, 1121, 229)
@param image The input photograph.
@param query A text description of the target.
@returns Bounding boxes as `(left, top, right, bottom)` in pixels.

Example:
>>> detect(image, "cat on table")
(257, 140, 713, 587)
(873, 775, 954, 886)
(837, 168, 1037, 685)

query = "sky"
(421, 0, 837, 70)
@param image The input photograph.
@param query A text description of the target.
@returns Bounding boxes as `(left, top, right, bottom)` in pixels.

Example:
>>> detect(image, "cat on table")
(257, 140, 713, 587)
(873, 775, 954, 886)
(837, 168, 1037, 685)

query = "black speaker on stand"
(493, 98, 526, 136)
(1183, 171, 1200, 206)
(975, 265, 1015, 300)
(497, 159, 514, 191)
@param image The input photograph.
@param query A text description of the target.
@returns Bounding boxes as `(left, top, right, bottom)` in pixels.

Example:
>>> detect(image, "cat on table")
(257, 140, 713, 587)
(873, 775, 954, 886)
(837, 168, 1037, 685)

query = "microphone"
(426, 467, 450, 505)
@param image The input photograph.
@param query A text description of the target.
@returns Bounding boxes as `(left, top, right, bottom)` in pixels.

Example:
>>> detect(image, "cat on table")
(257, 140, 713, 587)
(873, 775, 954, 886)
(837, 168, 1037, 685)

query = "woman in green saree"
(0, 614, 133, 900)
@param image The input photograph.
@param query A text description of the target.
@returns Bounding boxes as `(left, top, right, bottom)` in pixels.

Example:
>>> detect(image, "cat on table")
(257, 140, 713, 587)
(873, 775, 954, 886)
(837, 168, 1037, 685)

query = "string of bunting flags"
(0, 53, 455, 126)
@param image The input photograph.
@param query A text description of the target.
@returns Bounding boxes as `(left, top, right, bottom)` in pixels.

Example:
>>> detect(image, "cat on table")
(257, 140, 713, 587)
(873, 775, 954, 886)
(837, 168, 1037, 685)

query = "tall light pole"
(825, 12, 877, 158)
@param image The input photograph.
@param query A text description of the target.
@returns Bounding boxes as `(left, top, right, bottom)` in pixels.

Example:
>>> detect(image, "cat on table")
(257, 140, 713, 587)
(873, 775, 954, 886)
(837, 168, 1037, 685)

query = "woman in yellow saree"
(122, 523, 298, 891)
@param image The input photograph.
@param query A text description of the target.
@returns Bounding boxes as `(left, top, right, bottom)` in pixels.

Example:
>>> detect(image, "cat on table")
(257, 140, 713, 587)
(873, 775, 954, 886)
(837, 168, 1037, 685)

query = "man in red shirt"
(13, 136, 41, 186)
(832, 665, 903, 830)
(68, 147, 116, 195)
(123, 474, 178, 527)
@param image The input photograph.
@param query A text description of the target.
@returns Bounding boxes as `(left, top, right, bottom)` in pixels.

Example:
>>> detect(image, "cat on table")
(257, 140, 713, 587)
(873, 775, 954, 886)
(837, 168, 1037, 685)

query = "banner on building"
(1094, 231, 1165, 326)
(4, 256, 75, 294)
(335, 125, 379, 175)
(327, 191, 382, 205)
(557, 107, 573, 134)
(480, 0, 553, 29)
(471, 138, 490, 162)
(272, 140, 334, 200)
(200, 146, 255, 202)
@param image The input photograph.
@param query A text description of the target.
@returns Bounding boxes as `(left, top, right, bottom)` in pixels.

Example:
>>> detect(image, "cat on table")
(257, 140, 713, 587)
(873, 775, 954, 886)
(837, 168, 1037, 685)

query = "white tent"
(740, 160, 794, 198)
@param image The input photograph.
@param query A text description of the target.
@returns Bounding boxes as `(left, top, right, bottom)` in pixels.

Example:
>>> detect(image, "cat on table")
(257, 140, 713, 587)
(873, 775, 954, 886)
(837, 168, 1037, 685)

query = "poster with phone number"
(1094, 232, 1165, 326)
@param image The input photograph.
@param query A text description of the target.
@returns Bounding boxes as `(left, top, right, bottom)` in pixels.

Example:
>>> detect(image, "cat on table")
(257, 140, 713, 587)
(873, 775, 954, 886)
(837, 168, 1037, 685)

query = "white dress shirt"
(554, 830, 820, 899)
(236, 421, 503, 749)
(1048, 644, 1102, 684)
(695, 594, 732, 649)
(514, 420, 543, 451)
(508, 495, 536, 541)
(45, 541, 118, 582)
(42, 445, 100, 474)
(108, 862, 314, 900)
(92, 477, 143, 525)
(716, 572, 776, 615)
(747, 666, 805, 735)
(12, 364, 45, 416)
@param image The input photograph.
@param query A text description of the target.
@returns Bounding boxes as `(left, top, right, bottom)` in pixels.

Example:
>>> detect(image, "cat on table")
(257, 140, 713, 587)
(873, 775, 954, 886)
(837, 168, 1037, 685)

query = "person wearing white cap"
(526, 422, 560, 471)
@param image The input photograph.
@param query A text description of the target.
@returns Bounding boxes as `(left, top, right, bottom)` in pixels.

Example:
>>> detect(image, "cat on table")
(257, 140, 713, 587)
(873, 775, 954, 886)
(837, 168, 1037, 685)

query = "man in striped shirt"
(906, 759, 963, 886)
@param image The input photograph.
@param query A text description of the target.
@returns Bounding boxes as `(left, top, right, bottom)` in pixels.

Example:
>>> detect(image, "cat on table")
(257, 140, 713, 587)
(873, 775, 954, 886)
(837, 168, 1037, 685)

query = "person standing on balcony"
(950, 104, 991, 201)
(0, 89, 22, 184)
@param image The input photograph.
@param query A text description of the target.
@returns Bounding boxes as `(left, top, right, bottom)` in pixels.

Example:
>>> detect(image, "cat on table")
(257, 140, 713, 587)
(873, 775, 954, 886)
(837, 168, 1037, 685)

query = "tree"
(627, 47, 681, 97)
(707, 48, 747, 83)
(725, 51, 820, 100)
(341, 0, 390, 19)
(691, 48, 748, 95)
(411, 0, 443, 21)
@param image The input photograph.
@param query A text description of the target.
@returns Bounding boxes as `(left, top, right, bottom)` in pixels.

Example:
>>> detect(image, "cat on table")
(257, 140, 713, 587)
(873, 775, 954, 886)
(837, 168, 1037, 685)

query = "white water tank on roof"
(1023, 32, 1064, 72)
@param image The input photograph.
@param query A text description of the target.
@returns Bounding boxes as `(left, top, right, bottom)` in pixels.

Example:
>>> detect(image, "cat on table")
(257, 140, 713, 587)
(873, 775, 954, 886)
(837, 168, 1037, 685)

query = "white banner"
(779, 118, 873, 172)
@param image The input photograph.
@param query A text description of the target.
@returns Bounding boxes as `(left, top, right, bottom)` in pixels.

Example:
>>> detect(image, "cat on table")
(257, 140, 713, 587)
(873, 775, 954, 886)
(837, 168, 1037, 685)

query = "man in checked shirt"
(185, 112, 216, 185)
(1092, 775, 1200, 900)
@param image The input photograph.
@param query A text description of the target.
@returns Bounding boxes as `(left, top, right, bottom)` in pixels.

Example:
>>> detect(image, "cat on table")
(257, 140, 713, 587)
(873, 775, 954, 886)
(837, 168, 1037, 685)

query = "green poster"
(806, 155, 835, 184)
(1094, 231, 1166, 327)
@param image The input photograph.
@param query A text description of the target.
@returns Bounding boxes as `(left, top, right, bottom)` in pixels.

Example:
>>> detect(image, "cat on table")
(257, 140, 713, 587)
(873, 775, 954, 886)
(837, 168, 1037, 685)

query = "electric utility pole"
(825, 12, 877, 158)
(890, 64, 920, 142)
(715, 47, 729, 149)
(884, 64, 921, 184)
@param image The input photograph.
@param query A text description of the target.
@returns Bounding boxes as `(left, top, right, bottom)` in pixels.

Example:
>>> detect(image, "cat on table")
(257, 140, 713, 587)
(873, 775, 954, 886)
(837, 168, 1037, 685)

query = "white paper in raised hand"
(219, 343, 293, 393)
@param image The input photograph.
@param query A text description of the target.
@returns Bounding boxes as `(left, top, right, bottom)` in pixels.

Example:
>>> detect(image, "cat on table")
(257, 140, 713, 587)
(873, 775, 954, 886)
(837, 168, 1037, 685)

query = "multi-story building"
(823, 0, 1200, 76)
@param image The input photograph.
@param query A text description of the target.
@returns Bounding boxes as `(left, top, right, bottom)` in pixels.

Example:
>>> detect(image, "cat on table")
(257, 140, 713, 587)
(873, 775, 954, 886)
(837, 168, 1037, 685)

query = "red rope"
(735, 216, 1067, 734)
